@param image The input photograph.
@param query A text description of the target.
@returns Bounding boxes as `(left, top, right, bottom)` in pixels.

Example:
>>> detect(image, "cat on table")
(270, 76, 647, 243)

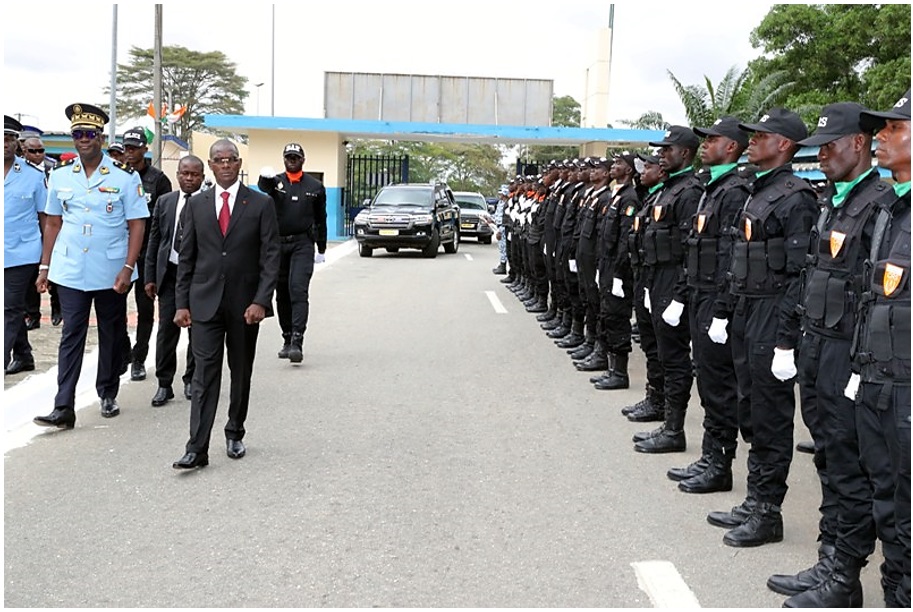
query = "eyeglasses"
(72, 129, 100, 141)
(26, 148, 45, 154)
(211, 156, 240, 165)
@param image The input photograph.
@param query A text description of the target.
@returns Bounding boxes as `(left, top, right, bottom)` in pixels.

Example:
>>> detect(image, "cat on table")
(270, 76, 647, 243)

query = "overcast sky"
(4, 1, 775, 134)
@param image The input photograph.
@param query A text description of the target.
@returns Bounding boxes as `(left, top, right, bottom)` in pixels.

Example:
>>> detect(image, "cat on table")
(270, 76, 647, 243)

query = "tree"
(526, 94, 582, 164)
(618, 111, 669, 131)
(748, 4, 911, 116)
(110, 45, 248, 143)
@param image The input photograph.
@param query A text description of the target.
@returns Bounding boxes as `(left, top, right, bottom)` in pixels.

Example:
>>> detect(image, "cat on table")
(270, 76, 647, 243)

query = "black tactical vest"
(686, 174, 747, 288)
(642, 177, 698, 266)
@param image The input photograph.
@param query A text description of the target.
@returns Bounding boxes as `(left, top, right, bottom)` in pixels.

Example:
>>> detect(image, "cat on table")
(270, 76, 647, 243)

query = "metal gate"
(343, 154, 409, 236)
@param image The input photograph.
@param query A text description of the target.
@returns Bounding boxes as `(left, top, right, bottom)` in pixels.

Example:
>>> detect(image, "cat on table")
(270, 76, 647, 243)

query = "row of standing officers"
(495, 92, 910, 607)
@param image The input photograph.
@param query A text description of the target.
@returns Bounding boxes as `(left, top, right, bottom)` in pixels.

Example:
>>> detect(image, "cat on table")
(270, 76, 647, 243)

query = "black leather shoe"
(707, 497, 756, 529)
(634, 429, 686, 453)
(5, 357, 35, 375)
(151, 386, 174, 407)
(183, 382, 192, 400)
(627, 403, 664, 422)
(667, 456, 710, 481)
(633, 425, 664, 443)
(767, 544, 837, 596)
(173, 452, 209, 469)
(51, 310, 63, 326)
(723, 502, 783, 547)
(100, 397, 120, 418)
(795, 440, 815, 454)
(24, 316, 40, 331)
(33, 408, 76, 429)
(130, 361, 146, 381)
(226, 439, 246, 459)
(678, 464, 733, 493)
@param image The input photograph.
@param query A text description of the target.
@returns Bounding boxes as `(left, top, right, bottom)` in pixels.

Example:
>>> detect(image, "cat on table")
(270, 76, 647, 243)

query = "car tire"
(422, 231, 440, 258)
(479, 235, 492, 244)
(444, 229, 459, 254)
(359, 243, 373, 258)
(385, 247, 399, 253)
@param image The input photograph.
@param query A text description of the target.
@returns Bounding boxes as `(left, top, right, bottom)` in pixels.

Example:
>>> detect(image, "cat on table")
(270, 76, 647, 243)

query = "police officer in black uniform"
(542, 162, 580, 335)
(633, 127, 703, 454)
(537, 161, 566, 325)
(525, 165, 557, 314)
(668, 117, 750, 493)
(706, 108, 818, 548)
(122, 126, 173, 381)
(258, 143, 327, 364)
(553, 160, 591, 348)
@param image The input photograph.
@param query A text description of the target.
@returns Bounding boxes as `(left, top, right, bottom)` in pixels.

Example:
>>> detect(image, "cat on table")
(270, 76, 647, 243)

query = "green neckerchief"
(648, 182, 664, 195)
(708, 163, 738, 185)
(668, 166, 694, 180)
(832, 167, 877, 207)
(756, 168, 775, 179)
(895, 181, 911, 197)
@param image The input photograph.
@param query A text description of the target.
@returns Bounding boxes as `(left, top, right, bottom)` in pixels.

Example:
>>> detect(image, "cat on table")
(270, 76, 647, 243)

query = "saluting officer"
(258, 143, 327, 364)
(33, 103, 148, 428)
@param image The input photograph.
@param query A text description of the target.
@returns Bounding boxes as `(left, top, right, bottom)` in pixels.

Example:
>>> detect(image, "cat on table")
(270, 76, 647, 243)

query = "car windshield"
(454, 194, 486, 210)
(373, 187, 433, 207)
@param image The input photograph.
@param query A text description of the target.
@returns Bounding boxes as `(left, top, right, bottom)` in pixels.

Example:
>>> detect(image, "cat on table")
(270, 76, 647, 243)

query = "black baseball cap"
(860, 89, 911, 132)
(123, 127, 148, 147)
(613, 151, 637, 170)
(107, 142, 125, 154)
(693, 116, 749, 148)
(4, 115, 22, 136)
(649, 125, 700, 149)
(739, 108, 808, 142)
(636, 152, 660, 165)
(798, 102, 868, 146)
(283, 143, 305, 158)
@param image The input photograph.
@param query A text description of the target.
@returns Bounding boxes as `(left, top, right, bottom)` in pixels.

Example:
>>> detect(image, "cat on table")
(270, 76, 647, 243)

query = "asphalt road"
(3, 239, 889, 607)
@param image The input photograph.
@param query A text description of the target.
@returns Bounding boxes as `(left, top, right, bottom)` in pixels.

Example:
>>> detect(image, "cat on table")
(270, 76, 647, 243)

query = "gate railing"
(343, 154, 410, 236)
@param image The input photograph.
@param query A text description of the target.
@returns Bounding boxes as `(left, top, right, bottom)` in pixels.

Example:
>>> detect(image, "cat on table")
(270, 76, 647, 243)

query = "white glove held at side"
(844, 373, 861, 400)
(314, 252, 326, 264)
(662, 300, 685, 327)
(771, 347, 798, 381)
(708, 317, 729, 344)
(612, 277, 624, 298)
(644, 288, 651, 313)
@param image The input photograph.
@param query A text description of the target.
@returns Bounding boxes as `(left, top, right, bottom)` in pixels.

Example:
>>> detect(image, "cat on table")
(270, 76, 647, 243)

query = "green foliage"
(528, 95, 583, 162)
(109, 45, 248, 143)
(618, 111, 669, 131)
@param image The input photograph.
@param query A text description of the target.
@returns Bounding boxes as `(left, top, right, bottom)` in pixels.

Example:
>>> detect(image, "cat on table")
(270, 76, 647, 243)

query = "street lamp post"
(254, 82, 264, 115)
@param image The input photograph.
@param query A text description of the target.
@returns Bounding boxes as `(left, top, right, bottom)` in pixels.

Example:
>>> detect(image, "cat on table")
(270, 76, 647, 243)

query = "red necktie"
(219, 191, 231, 236)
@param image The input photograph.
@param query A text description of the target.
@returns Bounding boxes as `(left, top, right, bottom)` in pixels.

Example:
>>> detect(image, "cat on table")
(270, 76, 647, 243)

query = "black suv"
(353, 183, 461, 258)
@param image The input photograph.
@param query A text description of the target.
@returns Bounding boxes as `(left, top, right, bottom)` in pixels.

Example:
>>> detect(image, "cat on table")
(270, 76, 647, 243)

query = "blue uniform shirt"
(45, 154, 149, 291)
(4, 156, 46, 269)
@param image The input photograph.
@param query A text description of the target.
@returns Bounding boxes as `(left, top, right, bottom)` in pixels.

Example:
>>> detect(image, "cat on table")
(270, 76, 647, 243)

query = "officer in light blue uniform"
(4, 115, 47, 374)
(33, 103, 149, 429)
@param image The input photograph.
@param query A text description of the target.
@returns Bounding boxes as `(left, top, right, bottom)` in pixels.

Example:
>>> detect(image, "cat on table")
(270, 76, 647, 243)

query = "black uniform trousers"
(731, 294, 794, 506)
(553, 236, 570, 309)
(648, 265, 692, 412)
(527, 240, 548, 297)
(276, 237, 315, 336)
(633, 270, 664, 398)
(562, 240, 584, 321)
(154, 263, 195, 388)
(597, 270, 633, 355)
(54, 285, 127, 408)
(186, 298, 260, 455)
(857, 381, 908, 603)
(576, 241, 599, 333)
(689, 289, 739, 457)
(4, 264, 34, 367)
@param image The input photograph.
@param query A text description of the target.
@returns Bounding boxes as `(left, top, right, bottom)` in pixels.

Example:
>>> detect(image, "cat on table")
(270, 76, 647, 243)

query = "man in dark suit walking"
(172, 140, 280, 469)
(144, 155, 205, 407)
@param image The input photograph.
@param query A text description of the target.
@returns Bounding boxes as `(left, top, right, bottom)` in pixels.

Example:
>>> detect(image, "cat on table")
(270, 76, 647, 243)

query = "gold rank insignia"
(884, 263, 903, 296)
(100, 166, 110, 175)
(697, 213, 706, 234)
(73, 164, 81, 173)
(653, 205, 662, 222)
(829, 231, 846, 258)
(744, 218, 752, 241)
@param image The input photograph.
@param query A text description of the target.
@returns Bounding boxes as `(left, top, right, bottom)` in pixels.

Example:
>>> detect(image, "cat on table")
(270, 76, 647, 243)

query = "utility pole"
(153, 4, 163, 167)
(109, 5, 118, 141)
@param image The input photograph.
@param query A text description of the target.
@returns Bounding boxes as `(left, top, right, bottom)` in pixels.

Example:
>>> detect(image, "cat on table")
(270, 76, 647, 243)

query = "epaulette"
(111, 160, 136, 174)
(54, 158, 77, 170)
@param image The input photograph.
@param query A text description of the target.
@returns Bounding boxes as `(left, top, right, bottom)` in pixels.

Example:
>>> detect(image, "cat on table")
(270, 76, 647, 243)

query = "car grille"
(368, 214, 413, 229)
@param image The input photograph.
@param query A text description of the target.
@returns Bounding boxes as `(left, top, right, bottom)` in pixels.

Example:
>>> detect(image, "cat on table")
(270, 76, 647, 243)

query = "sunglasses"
(211, 156, 240, 165)
(26, 148, 46, 154)
(72, 129, 100, 141)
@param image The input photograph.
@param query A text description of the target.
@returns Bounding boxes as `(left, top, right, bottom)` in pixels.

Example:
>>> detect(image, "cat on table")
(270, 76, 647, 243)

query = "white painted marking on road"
(485, 291, 508, 314)
(463, 253, 473, 261)
(632, 560, 701, 608)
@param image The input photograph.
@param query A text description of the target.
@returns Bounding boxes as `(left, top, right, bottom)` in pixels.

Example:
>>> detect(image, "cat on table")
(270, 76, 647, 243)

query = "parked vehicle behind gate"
(353, 183, 461, 258)
(453, 191, 496, 244)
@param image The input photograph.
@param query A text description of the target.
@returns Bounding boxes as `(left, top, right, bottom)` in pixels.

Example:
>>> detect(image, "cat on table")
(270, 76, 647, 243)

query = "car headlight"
(411, 214, 434, 225)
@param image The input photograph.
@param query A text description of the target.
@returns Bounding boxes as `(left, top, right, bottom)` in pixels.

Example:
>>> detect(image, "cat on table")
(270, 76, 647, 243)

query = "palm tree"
(667, 65, 797, 124)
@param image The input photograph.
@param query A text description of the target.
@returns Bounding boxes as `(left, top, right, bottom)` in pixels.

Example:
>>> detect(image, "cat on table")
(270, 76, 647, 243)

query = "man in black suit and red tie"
(144, 155, 205, 407)
(172, 140, 280, 469)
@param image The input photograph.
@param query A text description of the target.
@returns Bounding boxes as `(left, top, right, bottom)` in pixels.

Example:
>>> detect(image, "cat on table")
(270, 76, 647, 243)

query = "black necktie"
(174, 193, 190, 252)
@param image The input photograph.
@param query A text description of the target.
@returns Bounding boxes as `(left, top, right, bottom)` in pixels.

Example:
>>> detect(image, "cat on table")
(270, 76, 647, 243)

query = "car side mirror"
(362, 198, 371, 207)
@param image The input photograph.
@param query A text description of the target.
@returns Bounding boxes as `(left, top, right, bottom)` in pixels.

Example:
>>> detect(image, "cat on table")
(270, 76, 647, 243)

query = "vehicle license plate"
(461, 223, 474, 229)
(379, 229, 399, 236)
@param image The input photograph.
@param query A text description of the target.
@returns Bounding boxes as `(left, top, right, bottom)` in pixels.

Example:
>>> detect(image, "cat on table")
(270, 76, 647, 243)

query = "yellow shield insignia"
(653, 205, 662, 222)
(884, 263, 903, 296)
(697, 214, 706, 234)
(744, 218, 752, 241)
(829, 231, 846, 258)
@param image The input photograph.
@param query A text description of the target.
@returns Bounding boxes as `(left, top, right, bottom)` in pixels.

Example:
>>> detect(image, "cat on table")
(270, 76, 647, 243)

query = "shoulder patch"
(112, 160, 136, 174)
(54, 157, 77, 170)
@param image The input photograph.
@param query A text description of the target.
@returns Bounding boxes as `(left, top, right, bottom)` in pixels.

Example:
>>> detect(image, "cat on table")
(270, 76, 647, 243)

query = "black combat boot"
(593, 353, 629, 389)
(492, 261, 507, 275)
(767, 542, 836, 596)
(634, 404, 686, 453)
(556, 319, 585, 348)
(500, 271, 516, 284)
(288, 332, 304, 364)
(620, 384, 657, 415)
(782, 554, 865, 607)
(576, 341, 608, 371)
(632, 425, 665, 443)
(536, 296, 558, 322)
(569, 335, 594, 359)
(541, 308, 565, 330)
(707, 495, 757, 529)
(667, 455, 710, 482)
(626, 383, 664, 420)
(678, 449, 733, 493)
(722, 501, 783, 547)
(546, 311, 572, 338)
(277, 333, 292, 359)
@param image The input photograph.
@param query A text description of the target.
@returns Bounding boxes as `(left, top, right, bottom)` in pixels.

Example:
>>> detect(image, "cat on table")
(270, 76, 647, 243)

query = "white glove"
(662, 300, 685, 327)
(644, 288, 651, 313)
(708, 317, 729, 344)
(595, 269, 600, 288)
(771, 347, 798, 381)
(259, 166, 277, 179)
(844, 373, 861, 400)
(568, 259, 578, 273)
(314, 252, 326, 264)
(612, 277, 624, 298)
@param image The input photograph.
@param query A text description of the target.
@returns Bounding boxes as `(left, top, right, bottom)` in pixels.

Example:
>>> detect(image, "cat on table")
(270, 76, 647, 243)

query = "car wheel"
(444, 229, 459, 254)
(385, 247, 399, 253)
(422, 230, 440, 258)
(479, 235, 492, 244)
(359, 243, 373, 258)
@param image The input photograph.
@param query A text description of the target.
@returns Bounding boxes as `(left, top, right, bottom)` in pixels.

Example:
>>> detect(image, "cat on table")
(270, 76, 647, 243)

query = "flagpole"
(109, 5, 118, 142)
(153, 4, 163, 167)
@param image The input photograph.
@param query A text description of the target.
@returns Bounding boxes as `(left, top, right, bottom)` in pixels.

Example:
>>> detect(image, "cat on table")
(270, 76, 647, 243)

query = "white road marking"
(463, 253, 473, 261)
(485, 291, 508, 314)
(632, 560, 701, 608)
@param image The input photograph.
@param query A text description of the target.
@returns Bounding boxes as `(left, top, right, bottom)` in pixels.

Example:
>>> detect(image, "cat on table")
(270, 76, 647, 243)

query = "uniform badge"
(624, 205, 635, 217)
(13, 162, 21, 172)
(829, 231, 846, 258)
(137, 185, 145, 198)
(100, 166, 110, 175)
(653, 205, 662, 222)
(73, 164, 81, 173)
(884, 263, 903, 296)
(744, 218, 752, 241)
(697, 214, 706, 234)
(277, 182, 284, 190)
(106, 201, 114, 213)
(98, 186, 120, 193)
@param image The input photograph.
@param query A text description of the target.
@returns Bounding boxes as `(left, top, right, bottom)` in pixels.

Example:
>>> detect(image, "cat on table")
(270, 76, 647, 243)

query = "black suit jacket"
(145, 190, 187, 288)
(175, 185, 280, 322)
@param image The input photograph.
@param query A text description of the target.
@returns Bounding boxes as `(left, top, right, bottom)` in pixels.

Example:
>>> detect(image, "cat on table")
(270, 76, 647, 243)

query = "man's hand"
(244, 303, 266, 325)
(662, 300, 685, 327)
(314, 252, 326, 264)
(844, 373, 861, 400)
(611, 277, 625, 298)
(113, 268, 133, 294)
(771, 347, 798, 381)
(708, 317, 729, 344)
(174, 308, 192, 328)
(144, 282, 157, 300)
(259, 166, 277, 179)
(36, 270, 49, 294)
(644, 288, 651, 313)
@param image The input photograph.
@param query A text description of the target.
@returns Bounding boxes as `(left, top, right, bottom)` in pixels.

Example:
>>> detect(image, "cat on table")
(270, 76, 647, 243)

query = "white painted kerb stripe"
(463, 253, 473, 261)
(485, 291, 507, 314)
(632, 560, 701, 608)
